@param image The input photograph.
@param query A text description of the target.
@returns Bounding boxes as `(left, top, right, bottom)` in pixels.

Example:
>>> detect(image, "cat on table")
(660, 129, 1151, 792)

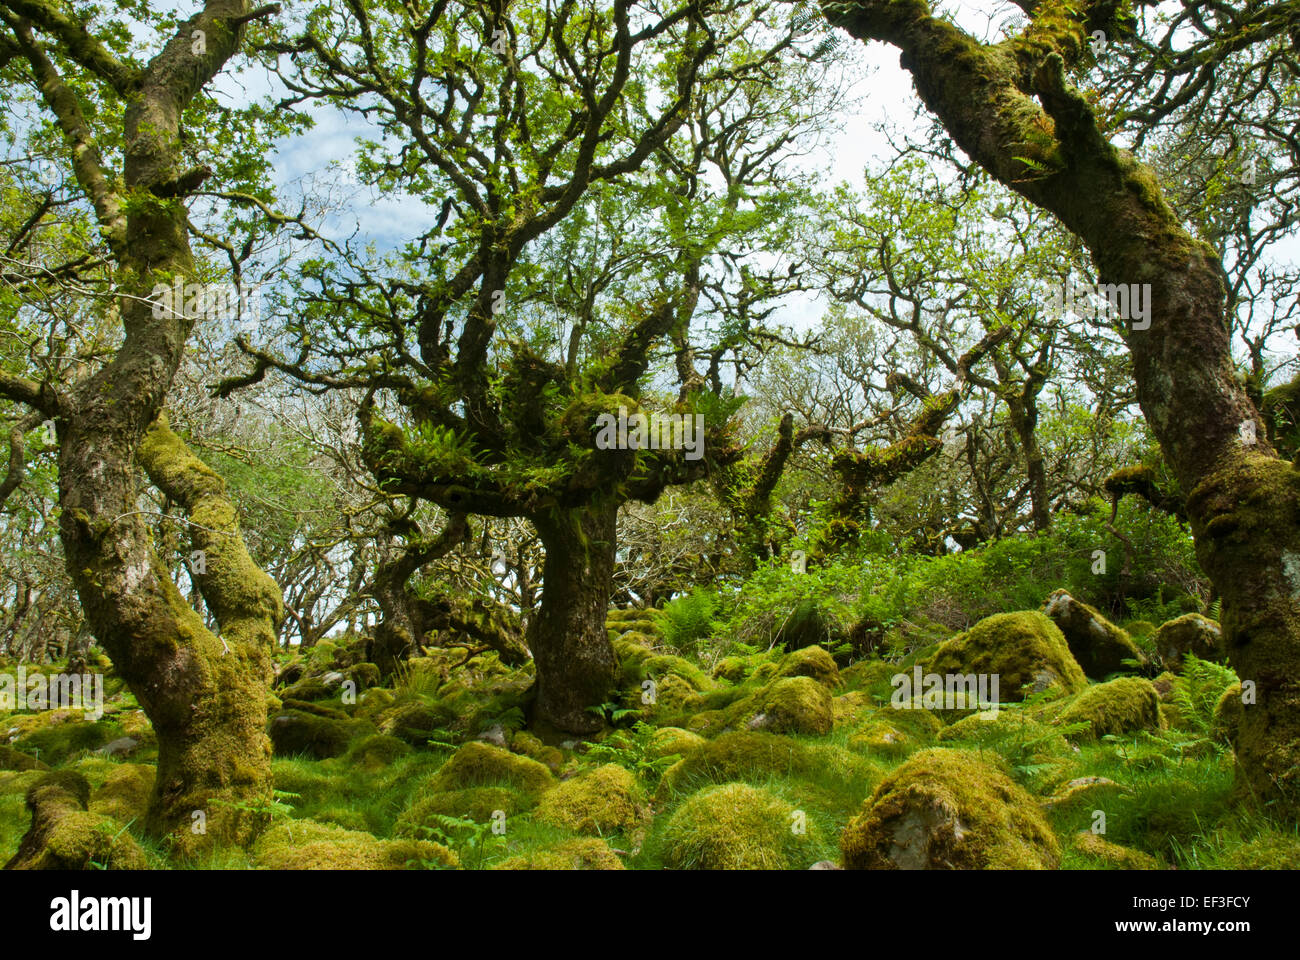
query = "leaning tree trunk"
(13, 1, 285, 852)
(527, 503, 621, 736)
(826, 0, 1300, 812)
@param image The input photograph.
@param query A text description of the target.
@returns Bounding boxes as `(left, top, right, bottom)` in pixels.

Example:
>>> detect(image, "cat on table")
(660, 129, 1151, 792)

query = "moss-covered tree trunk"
(527, 504, 621, 735)
(826, 0, 1300, 811)
(3, 2, 286, 852)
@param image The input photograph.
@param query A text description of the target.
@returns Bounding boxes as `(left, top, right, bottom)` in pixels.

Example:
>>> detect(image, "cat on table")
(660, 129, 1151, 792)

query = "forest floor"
(2, 595, 1298, 870)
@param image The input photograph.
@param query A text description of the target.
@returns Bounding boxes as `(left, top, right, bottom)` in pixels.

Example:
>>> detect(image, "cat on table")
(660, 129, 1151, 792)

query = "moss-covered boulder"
(776, 646, 841, 689)
(379, 700, 452, 745)
(658, 731, 874, 801)
(278, 677, 334, 702)
(840, 748, 1059, 870)
(268, 709, 372, 759)
(508, 731, 566, 773)
(425, 741, 555, 798)
(494, 837, 625, 870)
(922, 611, 1087, 702)
(1152, 614, 1223, 671)
(4, 771, 148, 870)
(646, 727, 705, 760)
(848, 705, 943, 757)
(535, 764, 648, 836)
(252, 818, 458, 869)
(712, 657, 750, 683)
(11, 717, 123, 765)
(396, 786, 531, 837)
(751, 676, 832, 735)
(1052, 677, 1163, 740)
(344, 734, 411, 771)
(1043, 589, 1147, 678)
(661, 783, 819, 870)
(88, 764, 154, 824)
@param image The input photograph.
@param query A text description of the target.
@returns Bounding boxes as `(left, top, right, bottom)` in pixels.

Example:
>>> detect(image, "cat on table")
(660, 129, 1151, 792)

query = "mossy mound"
(712, 657, 750, 683)
(1043, 589, 1147, 678)
(1153, 614, 1223, 671)
(4, 771, 148, 870)
(661, 782, 818, 869)
(425, 742, 555, 798)
(278, 677, 334, 702)
(937, 710, 1069, 760)
(651, 673, 705, 713)
(494, 837, 625, 870)
(923, 611, 1087, 702)
(535, 764, 648, 836)
(344, 734, 411, 771)
(396, 786, 530, 838)
(0, 745, 47, 773)
(776, 646, 841, 688)
(832, 690, 872, 727)
(252, 818, 458, 869)
(658, 730, 874, 800)
(11, 717, 123, 765)
(840, 748, 1059, 870)
(646, 726, 706, 760)
(839, 659, 899, 693)
(1072, 832, 1161, 870)
(848, 706, 943, 757)
(751, 676, 832, 735)
(1052, 677, 1163, 740)
(509, 731, 567, 772)
(378, 701, 453, 745)
(641, 654, 711, 691)
(88, 764, 154, 824)
(354, 688, 396, 720)
(269, 709, 373, 759)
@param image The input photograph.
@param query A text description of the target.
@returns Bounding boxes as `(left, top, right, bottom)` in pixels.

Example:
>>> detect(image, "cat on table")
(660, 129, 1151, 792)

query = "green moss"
(534, 764, 648, 836)
(88, 764, 154, 824)
(494, 837, 625, 870)
(1152, 614, 1223, 671)
(12, 717, 123, 765)
(344, 734, 411, 771)
(840, 748, 1060, 870)
(1052, 677, 1163, 740)
(923, 610, 1087, 701)
(252, 818, 458, 869)
(776, 646, 841, 688)
(1222, 832, 1300, 869)
(849, 705, 943, 757)
(661, 783, 819, 870)
(658, 730, 876, 801)
(268, 709, 373, 759)
(0, 745, 47, 773)
(508, 731, 566, 773)
(396, 786, 531, 838)
(425, 742, 555, 798)
(1043, 589, 1147, 678)
(1072, 832, 1162, 870)
(5, 771, 148, 870)
(712, 657, 750, 683)
(753, 676, 833, 735)
(646, 726, 705, 759)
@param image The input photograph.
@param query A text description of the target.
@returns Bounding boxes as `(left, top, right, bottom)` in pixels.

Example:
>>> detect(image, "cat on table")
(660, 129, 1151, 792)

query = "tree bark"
(527, 503, 621, 736)
(826, 0, 1300, 811)
(1, 1, 285, 850)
